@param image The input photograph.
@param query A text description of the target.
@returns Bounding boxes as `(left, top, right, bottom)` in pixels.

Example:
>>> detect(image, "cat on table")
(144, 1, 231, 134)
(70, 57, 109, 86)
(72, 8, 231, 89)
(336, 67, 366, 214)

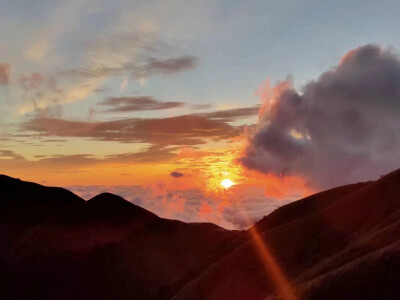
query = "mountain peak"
(88, 192, 132, 207)
(87, 192, 157, 220)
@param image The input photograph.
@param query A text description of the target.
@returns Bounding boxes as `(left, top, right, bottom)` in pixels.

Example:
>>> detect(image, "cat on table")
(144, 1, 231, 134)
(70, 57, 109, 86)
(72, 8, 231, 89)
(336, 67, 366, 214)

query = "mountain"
(0, 170, 399, 299)
(0, 175, 241, 300)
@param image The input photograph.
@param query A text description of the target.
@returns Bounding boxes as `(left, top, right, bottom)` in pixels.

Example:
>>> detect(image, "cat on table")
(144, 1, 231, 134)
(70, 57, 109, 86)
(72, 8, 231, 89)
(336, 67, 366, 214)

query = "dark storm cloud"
(170, 171, 184, 178)
(0, 63, 11, 85)
(100, 96, 185, 113)
(240, 44, 400, 189)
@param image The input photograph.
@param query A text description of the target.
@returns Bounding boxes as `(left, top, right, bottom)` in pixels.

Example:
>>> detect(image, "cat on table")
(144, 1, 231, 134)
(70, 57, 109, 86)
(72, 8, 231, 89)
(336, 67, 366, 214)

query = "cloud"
(13, 38, 197, 114)
(202, 105, 260, 121)
(170, 171, 184, 178)
(0, 150, 23, 160)
(105, 145, 177, 163)
(14, 71, 102, 115)
(0, 146, 177, 173)
(100, 96, 185, 113)
(119, 77, 128, 92)
(65, 31, 198, 79)
(191, 104, 212, 110)
(61, 55, 197, 79)
(21, 0, 98, 62)
(66, 183, 296, 230)
(0, 63, 11, 85)
(221, 185, 295, 228)
(3, 9, 198, 115)
(22, 113, 241, 146)
(68, 185, 207, 224)
(241, 44, 400, 189)
(142, 56, 197, 76)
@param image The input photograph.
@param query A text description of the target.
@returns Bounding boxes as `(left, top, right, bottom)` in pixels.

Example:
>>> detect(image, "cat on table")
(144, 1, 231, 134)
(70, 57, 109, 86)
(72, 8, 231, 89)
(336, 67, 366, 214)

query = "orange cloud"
(0, 63, 11, 85)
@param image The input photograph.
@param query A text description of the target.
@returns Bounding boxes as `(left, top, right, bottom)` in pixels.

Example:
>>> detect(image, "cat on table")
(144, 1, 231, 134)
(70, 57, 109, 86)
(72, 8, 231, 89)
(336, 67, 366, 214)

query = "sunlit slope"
(174, 170, 400, 300)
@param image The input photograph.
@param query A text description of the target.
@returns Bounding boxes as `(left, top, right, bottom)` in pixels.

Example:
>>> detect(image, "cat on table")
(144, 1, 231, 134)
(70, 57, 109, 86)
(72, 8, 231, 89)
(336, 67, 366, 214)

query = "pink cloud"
(66, 184, 299, 229)
(0, 63, 11, 85)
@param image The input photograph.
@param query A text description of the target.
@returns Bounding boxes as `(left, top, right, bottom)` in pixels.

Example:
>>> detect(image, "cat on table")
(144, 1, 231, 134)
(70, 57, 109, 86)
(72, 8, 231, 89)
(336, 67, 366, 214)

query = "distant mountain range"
(0, 169, 399, 299)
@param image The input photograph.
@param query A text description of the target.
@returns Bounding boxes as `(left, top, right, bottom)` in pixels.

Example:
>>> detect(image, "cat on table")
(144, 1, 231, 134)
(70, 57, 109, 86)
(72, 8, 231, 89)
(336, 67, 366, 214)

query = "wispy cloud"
(0, 63, 10, 85)
(22, 112, 244, 146)
(100, 96, 185, 113)
(0, 145, 177, 171)
(201, 105, 260, 121)
(190, 104, 212, 110)
(1, 2, 200, 116)
(61, 55, 197, 79)
(0, 150, 23, 160)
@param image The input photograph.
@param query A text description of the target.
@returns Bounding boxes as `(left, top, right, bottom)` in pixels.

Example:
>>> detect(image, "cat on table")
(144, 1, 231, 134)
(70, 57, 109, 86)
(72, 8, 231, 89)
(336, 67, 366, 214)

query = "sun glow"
(177, 147, 244, 197)
(221, 178, 234, 189)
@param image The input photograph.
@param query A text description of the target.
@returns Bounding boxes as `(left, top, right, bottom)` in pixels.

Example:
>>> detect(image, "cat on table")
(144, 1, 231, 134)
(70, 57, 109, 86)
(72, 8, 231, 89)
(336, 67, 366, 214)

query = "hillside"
(0, 170, 399, 299)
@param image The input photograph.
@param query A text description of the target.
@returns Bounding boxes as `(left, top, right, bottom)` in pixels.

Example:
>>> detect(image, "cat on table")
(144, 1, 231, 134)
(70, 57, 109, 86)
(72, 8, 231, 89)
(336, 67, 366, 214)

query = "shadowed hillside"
(0, 170, 399, 299)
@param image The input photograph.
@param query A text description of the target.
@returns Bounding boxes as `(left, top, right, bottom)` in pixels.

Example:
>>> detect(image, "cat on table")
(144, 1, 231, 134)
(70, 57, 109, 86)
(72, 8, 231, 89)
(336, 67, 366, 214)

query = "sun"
(221, 179, 234, 189)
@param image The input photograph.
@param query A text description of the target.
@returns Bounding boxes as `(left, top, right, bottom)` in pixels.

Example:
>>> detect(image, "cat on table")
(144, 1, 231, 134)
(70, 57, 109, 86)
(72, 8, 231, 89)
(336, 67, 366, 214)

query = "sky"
(1, 0, 400, 229)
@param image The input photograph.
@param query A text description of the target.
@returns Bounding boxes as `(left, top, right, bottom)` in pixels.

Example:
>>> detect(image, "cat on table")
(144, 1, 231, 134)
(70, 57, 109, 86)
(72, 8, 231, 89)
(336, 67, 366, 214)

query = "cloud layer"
(22, 105, 259, 147)
(67, 184, 293, 229)
(241, 44, 400, 189)
(23, 115, 239, 146)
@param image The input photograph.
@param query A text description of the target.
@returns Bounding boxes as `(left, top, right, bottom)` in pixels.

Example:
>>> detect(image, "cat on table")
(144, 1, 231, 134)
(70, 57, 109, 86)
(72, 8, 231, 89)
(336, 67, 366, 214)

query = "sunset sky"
(2, 0, 400, 228)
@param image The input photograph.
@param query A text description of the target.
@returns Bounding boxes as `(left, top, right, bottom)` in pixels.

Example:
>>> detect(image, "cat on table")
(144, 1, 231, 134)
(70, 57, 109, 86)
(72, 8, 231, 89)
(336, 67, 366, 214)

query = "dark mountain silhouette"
(0, 170, 399, 299)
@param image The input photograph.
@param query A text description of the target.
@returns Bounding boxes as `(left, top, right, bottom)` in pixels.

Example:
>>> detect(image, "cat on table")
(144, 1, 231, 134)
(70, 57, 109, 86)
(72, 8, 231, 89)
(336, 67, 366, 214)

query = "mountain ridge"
(0, 170, 399, 299)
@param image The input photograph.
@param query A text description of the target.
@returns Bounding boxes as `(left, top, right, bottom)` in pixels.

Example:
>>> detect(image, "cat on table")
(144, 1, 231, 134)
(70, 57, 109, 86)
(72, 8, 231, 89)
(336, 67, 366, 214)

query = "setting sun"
(221, 179, 234, 189)
(0, 1, 399, 299)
